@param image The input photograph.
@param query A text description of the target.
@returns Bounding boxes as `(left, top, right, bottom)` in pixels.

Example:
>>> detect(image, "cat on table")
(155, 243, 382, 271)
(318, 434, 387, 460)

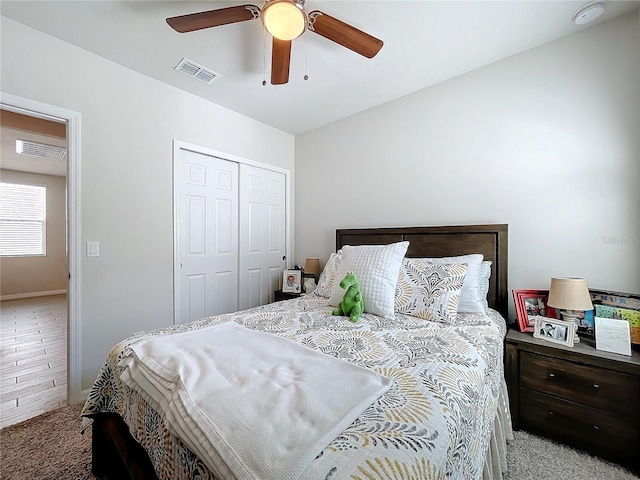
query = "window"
(0, 182, 46, 256)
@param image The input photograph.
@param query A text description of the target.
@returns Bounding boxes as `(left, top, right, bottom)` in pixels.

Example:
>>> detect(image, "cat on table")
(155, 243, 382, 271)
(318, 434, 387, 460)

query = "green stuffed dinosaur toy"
(332, 272, 364, 322)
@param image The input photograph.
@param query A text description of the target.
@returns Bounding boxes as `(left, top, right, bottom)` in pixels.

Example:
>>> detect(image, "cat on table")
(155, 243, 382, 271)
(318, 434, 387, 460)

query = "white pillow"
(479, 260, 492, 312)
(314, 252, 342, 298)
(395, 259, 468, 323)
(421, 254, 484, 312)
(329, 242, 409, 319)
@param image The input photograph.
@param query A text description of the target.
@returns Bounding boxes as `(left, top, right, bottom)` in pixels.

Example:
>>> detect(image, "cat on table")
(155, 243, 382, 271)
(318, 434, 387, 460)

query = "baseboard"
(0, 289, 67, 301)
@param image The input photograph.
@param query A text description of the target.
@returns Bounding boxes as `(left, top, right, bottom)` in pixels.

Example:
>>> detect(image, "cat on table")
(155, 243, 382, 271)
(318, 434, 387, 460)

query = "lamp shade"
(547, 277, 593, 311)
(303, 257, 321, 275)
(262, 0, 307, 41)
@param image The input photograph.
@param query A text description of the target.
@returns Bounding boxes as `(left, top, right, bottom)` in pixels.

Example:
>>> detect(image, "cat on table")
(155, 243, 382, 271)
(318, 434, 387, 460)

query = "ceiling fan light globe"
(263, 0, 307, 41)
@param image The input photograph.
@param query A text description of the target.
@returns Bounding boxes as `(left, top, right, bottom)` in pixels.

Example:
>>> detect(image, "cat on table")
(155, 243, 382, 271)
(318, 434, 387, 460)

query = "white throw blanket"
(118, 322, 391, 480)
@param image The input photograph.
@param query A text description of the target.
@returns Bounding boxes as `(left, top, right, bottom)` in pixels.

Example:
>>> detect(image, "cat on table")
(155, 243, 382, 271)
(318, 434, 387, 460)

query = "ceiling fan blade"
(271, 38, 292, 85)
(308, 11, 383, 59)
(166, 5, 260, 33)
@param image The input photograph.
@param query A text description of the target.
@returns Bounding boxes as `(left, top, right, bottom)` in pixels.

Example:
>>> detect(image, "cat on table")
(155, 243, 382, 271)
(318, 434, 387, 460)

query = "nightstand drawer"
(520, 351, 640, 416)
(520, 388, 639, 464)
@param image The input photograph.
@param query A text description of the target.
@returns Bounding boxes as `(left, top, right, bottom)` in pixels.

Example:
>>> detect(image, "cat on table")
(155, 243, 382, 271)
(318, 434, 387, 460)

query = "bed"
(83, 224, 512, 480)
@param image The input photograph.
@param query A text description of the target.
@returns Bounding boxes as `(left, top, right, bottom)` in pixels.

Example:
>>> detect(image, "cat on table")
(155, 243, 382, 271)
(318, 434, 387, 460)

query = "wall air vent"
(174, 58, 221, 84)
(16, 140, 67, 160)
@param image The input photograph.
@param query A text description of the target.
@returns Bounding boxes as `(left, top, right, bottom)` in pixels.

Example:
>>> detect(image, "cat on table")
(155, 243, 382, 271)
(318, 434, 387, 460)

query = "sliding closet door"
(176, 149, 239, 324)
(238, 164, 286, 310)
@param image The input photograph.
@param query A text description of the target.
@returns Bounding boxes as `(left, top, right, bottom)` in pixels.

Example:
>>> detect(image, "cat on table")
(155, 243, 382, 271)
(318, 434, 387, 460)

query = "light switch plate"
(86, 241, 99, 257)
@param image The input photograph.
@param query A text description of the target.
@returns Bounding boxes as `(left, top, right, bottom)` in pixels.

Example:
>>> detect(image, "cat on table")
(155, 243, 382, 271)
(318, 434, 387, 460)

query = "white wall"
(295, 12, 640, 319)
(0, 170, 68, 296)
(1, 17, 295, 391)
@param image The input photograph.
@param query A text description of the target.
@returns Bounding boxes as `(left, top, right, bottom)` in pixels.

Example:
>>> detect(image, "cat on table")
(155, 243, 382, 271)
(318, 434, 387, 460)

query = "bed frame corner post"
(90, 415, 110, 477)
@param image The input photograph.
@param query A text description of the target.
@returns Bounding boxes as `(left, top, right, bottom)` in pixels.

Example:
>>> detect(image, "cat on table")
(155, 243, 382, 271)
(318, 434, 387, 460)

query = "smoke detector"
(573, 2, 605, 25)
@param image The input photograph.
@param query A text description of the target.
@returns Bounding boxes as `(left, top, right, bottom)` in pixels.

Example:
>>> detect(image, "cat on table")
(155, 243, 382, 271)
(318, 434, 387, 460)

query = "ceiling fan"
(166, 0, 384, 85)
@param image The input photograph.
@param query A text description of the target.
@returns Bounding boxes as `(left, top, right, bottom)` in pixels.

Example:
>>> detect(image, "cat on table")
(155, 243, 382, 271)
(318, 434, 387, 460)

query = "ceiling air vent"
(174, 58, 221, 84)
(16, 140, 67, 161)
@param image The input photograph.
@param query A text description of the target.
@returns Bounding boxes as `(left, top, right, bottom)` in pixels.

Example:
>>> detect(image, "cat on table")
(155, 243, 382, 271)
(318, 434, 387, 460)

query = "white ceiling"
(1, 1, 638, 135)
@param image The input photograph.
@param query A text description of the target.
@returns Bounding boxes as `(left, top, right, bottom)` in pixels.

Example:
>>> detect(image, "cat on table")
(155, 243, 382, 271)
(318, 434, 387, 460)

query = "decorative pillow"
(395, 259, 469, 323)
(329, 242, 409, 320)
(314, 252, 342, 298)
(479, 260, 492, 312)
(420, 254, 484, 313)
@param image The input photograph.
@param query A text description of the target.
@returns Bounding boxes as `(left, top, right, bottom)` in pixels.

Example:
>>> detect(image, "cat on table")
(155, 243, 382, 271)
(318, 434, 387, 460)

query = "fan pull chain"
(262, 27, 267, 86)
(304, 33, 309, 81)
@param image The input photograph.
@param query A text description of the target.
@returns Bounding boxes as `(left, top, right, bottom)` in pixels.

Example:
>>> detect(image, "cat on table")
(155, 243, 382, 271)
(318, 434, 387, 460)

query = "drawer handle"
(549, 411, 554, 416)
(548, 373, 555, 378)
(593, 384, 600, 389)
(594, 425, 600, 430)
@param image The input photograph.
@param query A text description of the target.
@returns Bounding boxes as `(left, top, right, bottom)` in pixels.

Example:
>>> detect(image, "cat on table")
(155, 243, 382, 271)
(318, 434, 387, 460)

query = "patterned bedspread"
(82, 294, 507, 480)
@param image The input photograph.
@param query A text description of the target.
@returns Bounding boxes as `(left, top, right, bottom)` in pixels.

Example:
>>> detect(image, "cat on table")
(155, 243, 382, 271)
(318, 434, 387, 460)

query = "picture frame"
(590, 289, 640, 346)
(512, 289, 557, 333)
(533, 316, 576, 347)
(567, 309, 595, 339)
(282, 269, 302, 294)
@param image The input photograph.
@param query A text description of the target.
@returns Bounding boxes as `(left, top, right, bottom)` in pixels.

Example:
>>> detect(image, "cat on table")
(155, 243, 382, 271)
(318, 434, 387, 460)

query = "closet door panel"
(177, 149, 239, 323)
(238, 165, 287, 310)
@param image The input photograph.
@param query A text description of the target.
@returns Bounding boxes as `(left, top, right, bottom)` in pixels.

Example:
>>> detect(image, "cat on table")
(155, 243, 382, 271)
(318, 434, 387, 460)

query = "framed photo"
(590, 289, 640, 346)
(590, 289, 640, 310)
(512, 289, 557, 333)
(282, 269, 302, 294)
(533, 316, 576, 347)
(569, 309, 595, 339)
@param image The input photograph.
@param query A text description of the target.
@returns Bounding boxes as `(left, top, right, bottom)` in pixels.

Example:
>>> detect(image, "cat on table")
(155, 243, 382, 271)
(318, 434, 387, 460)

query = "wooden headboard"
(336, 224, 509, 319)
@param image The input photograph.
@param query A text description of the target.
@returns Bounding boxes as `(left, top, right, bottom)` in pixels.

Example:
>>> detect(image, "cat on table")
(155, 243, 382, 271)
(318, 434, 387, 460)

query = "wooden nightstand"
(505, 328, 640, 473)
(273, 290, 302, 302)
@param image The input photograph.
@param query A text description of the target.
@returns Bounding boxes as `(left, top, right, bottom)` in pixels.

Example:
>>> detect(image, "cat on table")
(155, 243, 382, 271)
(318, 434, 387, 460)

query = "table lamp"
(302, 257, 321, 293)
(303, 257, 321, 280)
(548, 277, 593, 342)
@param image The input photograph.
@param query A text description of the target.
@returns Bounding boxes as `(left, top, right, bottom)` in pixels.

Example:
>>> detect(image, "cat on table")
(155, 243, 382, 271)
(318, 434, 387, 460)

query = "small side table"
(505, 328, 640, 473)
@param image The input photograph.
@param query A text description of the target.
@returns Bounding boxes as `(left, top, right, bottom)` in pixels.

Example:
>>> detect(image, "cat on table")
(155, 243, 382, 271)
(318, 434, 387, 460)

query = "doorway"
(0, 93, 82, 417)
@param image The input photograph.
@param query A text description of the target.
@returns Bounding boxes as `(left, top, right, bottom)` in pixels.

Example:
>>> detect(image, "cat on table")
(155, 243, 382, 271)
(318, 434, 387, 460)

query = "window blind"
(0, 182, 46, 256)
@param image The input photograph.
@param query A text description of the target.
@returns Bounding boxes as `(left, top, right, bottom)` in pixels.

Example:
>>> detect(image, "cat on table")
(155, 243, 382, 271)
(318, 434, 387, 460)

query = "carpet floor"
(0, 405, 638, 479)
(504, 430, 638, 480)
(0, 404, 93, 480)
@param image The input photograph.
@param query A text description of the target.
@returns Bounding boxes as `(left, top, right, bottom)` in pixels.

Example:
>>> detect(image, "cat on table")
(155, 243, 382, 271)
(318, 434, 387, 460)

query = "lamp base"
(303, 277, 317, 294)
(559, 310, 581, 344)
